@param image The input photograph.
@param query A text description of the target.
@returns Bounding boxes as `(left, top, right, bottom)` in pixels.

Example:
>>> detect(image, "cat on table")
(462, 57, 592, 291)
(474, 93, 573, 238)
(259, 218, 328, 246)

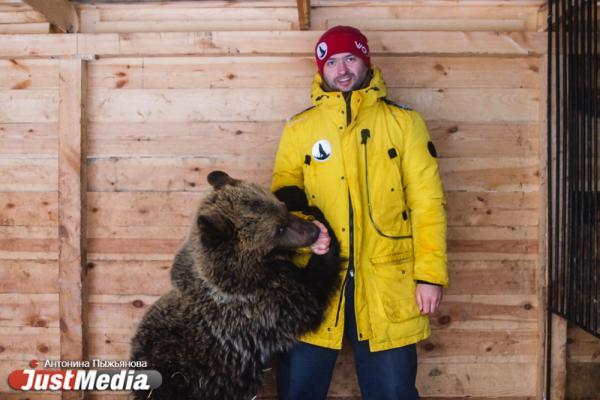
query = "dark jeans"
(277, 273, 419, 400)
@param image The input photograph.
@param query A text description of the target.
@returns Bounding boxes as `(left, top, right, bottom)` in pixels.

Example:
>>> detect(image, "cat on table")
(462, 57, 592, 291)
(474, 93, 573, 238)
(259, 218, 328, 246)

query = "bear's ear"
(197, 211, 234, 243)
(207, 170, 239, 190)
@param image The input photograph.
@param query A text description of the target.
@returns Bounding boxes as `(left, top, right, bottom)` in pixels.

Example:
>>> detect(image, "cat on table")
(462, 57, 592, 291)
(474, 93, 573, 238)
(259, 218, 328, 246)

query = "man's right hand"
(310, 220, 331, 255)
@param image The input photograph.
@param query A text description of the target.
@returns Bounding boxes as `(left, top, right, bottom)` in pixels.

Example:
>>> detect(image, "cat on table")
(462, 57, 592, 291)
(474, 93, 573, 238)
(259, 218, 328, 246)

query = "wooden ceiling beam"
(296, 0, 311, 30)
(23, 0, 80, 33)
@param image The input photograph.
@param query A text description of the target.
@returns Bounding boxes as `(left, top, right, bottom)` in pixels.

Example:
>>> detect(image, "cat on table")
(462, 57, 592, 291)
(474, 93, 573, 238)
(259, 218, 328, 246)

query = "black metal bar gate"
(547, 0, 599, 397)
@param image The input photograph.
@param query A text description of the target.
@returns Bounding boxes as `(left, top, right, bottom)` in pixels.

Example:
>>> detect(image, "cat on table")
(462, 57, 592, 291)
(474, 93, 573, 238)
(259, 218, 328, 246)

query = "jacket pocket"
(370, 252, 421, 323)
(370, 252, 412, 265)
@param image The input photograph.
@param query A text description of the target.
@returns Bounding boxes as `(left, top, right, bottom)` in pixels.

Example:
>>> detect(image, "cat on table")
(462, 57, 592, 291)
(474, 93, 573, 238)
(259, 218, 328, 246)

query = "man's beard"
(322, 69, 373, 93)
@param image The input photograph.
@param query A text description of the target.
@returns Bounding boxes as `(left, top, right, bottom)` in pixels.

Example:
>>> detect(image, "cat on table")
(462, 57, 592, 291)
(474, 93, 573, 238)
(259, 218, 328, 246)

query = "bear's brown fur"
(130, 171, 341, 400)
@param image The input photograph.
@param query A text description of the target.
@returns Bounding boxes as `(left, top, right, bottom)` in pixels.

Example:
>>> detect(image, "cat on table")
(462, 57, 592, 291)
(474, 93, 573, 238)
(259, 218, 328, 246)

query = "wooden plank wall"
(0, 0, 48, 34)
(0, 48, 62, 398)
(566, 324, 600, 399)
(0, 0, 566, 399)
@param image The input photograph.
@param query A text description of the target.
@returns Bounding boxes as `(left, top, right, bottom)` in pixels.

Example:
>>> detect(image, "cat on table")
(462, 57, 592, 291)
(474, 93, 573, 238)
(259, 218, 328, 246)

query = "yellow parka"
(271, 68, 448, 352)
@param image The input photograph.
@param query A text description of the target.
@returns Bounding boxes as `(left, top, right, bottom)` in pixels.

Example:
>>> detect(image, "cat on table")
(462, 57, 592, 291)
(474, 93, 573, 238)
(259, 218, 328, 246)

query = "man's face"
(322, 52, 369, 92)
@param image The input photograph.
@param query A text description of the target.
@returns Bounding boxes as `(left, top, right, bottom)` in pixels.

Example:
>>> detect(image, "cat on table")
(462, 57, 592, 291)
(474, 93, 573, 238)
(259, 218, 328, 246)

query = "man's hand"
(310, 220, 330, 255)
(416, 283, 443, 315)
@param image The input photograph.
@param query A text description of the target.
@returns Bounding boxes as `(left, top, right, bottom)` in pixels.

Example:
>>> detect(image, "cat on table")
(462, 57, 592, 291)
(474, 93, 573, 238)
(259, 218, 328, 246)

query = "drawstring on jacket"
(361, 128, 412, 240)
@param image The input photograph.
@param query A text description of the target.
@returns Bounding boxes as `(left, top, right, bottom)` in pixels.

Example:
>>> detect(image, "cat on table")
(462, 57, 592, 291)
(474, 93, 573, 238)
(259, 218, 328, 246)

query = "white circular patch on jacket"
(312, 140, 332, 162)
(316, 42, 328, 60)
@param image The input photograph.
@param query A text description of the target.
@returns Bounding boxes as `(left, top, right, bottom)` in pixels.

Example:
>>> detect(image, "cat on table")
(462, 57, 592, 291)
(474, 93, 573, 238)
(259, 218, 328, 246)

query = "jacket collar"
(310, 67, 388, 107)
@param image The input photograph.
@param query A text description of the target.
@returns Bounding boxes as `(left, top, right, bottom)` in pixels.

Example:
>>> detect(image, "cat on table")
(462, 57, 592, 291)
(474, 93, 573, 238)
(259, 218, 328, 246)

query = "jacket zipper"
(334, 92, 354, 327)
(334, 192, 353, 327)
(345, 91, 352, 126)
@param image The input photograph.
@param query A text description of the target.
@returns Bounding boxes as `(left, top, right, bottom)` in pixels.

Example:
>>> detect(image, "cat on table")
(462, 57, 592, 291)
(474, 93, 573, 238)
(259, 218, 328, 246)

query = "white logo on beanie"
(355, 41, 368, 55)
(316, 42, 328, 60)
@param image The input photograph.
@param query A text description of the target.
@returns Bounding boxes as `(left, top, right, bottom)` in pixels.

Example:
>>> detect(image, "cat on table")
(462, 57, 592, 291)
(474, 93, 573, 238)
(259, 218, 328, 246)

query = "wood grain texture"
(0, 192, 58, 226)
(58, 58, 87, 370)
(567, 324, 600, 363)
(86, 87, 539, 123)
(0, 326, 60, 360)
(0, 34, 76, 58)
(0, 158, 58, 191)
(0, 123, 58, 155)
(0, 59, 59, 89)
(86, 121, 538, 159)
(87, 56, 540, 90)
(0, 22, 49, 34)
(94, 19, 293, 33)
(0, 293, 59, 328)
(0, 90, 58, 123)
(0, 260, 58, 293)
(0, 10, 46, 24)
(311, 2, 544, 32)
(0, 31, 546, 59)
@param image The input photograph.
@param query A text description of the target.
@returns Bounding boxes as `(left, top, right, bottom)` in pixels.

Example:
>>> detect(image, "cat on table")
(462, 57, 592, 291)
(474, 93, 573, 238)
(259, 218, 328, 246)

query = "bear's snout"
(277, 214, 321, 249)
(304, 219, 321, 244)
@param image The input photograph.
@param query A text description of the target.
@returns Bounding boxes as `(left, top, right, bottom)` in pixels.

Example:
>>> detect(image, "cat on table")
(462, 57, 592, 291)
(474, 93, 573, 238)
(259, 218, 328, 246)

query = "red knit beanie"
(315, 26, 371, 76)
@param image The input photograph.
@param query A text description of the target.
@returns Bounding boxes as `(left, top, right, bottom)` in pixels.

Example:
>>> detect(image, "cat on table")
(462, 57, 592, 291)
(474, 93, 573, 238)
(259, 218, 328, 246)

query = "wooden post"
(550, 316, 568, 399)
(23, 0, 80, 33)
(58, 58, 88, 400)
(296, 0, 310, 30)
(538, 54, 550, 400)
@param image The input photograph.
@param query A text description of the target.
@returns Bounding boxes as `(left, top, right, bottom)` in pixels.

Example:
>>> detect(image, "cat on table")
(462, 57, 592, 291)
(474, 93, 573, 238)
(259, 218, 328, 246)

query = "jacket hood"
(310, 67, 388, 107)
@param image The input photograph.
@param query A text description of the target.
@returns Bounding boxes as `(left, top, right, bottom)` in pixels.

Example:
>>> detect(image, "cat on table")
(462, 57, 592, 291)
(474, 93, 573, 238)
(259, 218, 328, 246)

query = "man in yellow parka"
(271, 26, 448, 400)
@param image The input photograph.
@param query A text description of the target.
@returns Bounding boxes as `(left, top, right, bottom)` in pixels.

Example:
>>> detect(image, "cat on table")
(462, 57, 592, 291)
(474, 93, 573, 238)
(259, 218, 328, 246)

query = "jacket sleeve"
(271, 122, 304, 193)
(402, 111, 448, 287)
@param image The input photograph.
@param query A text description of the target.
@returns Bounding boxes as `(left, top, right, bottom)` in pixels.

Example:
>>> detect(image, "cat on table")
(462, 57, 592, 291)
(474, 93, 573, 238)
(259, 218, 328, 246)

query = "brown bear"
(130, 171, 341, 400)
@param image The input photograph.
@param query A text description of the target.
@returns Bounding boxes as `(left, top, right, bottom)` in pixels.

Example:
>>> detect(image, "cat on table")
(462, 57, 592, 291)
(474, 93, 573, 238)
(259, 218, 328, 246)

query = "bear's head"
(184, 171, 320, 293)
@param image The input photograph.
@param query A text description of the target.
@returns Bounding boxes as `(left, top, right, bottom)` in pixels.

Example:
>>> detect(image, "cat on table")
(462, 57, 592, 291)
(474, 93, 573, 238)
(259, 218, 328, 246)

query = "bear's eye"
(276, 225, 286, 236)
